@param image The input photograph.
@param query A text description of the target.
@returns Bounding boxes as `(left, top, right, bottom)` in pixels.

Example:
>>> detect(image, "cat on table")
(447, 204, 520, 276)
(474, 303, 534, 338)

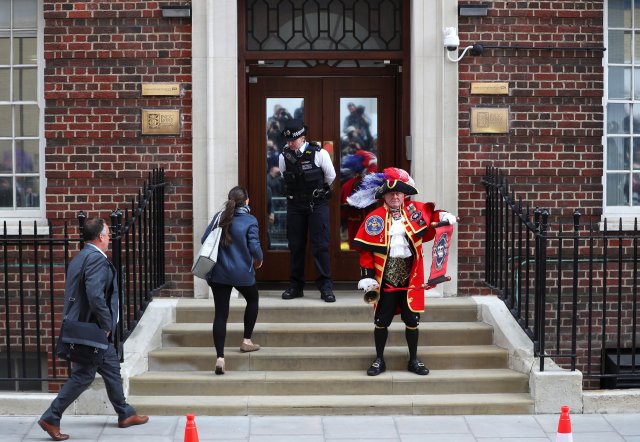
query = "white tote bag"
(192, 212, 222, 279)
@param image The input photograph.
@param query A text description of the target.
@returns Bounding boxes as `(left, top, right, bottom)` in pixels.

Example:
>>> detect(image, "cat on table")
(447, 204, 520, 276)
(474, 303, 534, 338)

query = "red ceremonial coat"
(353, 201, 442, 313)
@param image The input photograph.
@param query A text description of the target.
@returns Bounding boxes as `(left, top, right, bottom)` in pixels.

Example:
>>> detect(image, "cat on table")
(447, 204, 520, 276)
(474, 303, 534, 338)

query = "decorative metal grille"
(246, 0, 402, 51)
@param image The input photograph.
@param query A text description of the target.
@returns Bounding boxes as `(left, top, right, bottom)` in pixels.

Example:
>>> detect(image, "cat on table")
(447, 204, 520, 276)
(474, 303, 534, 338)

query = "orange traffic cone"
(556, 405, 573, 442)
(184, 414, 200, 442)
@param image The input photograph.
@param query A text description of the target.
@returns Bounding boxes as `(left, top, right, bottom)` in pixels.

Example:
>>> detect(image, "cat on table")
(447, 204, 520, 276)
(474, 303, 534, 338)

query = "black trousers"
(208, 282, 259, 358)
(286, 200, 332, 292)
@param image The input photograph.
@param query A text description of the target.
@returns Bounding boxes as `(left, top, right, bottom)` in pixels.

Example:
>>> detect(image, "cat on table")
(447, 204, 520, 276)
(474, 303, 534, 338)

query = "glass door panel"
(338, 97, 379, 251)
(265, 97, 304, 251)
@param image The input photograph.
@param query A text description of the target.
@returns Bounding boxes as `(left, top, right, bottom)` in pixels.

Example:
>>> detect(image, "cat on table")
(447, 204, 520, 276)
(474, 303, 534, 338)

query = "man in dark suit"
(38, 218, 148, 441)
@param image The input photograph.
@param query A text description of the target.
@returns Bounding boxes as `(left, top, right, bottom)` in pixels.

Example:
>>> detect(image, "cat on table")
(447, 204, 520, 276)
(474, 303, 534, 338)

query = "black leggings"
(208, 282, 259, 358)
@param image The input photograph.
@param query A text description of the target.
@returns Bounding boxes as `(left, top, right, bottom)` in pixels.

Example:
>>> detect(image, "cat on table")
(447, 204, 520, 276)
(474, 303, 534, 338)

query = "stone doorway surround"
(190, 0, 459, 298)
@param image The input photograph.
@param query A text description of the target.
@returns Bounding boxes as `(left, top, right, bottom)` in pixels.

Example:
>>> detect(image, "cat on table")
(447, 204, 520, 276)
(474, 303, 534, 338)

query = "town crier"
(347, 168, 457, 376)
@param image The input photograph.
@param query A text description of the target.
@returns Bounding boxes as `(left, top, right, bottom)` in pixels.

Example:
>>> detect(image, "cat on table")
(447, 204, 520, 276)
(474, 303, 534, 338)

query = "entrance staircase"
(128, 291, 533, 415)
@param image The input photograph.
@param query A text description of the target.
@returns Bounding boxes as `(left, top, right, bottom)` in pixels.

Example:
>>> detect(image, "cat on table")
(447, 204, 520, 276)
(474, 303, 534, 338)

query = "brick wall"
(457, 2, 605, 295)
(43, 1, 193, 296)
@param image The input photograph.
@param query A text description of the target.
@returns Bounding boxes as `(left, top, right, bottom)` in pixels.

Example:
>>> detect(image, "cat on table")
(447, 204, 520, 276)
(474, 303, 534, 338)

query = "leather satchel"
(192, 212, 222, 279)
(56, 319, 110, 365)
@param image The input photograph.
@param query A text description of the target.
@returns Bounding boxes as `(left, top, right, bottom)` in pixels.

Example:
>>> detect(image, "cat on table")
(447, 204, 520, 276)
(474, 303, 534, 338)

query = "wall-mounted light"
(161, 5, 192, 18)
(458, 4, 489, 17)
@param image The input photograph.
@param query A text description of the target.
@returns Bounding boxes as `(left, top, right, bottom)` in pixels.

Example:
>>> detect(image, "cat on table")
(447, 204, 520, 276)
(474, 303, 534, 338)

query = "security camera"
(443, 27, 460, 51)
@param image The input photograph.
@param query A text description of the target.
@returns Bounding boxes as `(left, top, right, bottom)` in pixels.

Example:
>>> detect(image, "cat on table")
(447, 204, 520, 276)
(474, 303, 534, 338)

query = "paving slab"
(4, 413, 640, 441)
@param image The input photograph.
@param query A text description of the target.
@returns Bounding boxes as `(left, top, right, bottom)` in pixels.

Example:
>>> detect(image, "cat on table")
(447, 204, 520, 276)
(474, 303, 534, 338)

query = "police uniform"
(278, 120, 337, 302)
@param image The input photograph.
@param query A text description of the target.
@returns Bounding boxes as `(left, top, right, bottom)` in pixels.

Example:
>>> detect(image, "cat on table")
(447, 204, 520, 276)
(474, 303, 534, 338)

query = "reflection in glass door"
(248, 75, 397, 281)
(338, 97, 379, 250)
(265, 97, 304, 250)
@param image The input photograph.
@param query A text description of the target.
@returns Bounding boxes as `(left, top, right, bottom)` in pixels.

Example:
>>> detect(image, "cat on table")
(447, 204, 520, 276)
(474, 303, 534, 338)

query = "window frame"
(0, 0, 46, 229)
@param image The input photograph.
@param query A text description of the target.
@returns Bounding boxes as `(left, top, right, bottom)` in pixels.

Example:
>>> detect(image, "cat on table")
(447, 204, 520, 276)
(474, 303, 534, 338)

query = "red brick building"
(0, 2, 631, 311)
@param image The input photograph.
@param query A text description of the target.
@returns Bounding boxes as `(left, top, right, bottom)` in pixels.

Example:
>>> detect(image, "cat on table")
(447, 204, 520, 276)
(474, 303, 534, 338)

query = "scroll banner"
(427, 223, 453, 286)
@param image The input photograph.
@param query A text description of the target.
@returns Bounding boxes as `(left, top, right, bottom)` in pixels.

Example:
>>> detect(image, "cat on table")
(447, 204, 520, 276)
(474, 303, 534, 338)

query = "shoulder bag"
(192, 211, 222, 279)
(55, 256, 110, 365)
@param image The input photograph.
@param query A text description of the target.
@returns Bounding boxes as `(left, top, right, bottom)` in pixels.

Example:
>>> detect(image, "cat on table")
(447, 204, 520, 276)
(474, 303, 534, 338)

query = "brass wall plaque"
(470, 82, 509, 95)
(141, 83, 181, 96)
(141, 109, 181, 135)
(470, 108, 510, 134)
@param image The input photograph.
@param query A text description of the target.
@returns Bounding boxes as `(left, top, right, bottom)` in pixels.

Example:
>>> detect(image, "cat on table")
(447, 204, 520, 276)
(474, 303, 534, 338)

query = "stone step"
(128, 393, 534, 416)
(148, 345, 508, 371)
(161, 321, 494, 348)
(175, 295, 478, 324)
(129, 369, 529, 396)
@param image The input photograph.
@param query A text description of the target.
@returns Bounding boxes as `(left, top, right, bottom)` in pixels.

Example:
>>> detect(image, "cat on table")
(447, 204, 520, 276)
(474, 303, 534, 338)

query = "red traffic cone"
(556, 405, 573, 442)
(184, 414, 200, 442)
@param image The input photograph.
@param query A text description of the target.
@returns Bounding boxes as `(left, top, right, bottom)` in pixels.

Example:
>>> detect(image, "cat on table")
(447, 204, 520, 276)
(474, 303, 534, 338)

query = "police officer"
(279, 119, 337, 302)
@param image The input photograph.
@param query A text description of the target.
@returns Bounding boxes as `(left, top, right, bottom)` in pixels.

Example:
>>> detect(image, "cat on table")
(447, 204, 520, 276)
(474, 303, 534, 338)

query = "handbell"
(363, 288, 380, 304)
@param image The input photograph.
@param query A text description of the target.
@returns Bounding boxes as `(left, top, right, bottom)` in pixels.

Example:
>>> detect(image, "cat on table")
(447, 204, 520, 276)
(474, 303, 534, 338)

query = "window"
(245, 0, 402, 51)
(0, 0, 42, 217)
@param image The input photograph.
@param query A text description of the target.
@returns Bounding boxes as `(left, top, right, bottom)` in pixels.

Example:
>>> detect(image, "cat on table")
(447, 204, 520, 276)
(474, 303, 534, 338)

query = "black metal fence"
(0, 168, 166, 391)
(483, 166, 640, 389)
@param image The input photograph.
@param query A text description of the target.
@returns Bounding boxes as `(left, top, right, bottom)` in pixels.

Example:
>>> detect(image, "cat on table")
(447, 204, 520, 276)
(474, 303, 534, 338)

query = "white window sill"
(0, 218, 50, 236)
(599, 215, 640, 232)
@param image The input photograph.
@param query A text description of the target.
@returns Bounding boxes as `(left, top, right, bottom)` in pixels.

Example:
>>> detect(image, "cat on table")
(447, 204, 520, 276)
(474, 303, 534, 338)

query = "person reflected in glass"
(340, 150, 378, 248)
(200, 186, 263, 375)
(267, 166, 284, 197)
(0, 177, 12, 207)
(266, 140, 280, 172)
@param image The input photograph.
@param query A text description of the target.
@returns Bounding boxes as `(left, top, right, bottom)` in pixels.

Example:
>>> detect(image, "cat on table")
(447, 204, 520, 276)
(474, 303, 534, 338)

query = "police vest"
(282, 143, 325, 201)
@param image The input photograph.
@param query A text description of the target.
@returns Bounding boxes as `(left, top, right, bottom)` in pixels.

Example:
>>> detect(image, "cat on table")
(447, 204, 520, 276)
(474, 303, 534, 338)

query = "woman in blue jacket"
(201, 186, 264, 374)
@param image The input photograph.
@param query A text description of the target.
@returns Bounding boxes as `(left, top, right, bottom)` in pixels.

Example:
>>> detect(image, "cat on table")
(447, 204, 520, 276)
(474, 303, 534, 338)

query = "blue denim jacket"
(201, 207, 263, 286)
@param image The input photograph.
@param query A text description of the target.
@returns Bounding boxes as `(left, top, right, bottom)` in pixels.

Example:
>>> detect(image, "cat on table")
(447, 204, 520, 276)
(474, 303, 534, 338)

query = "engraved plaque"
(470, 108, 510, 134)
(141, 109, 181, 135)
(470, 82, 509, 95)
(141, 83, 181, 96)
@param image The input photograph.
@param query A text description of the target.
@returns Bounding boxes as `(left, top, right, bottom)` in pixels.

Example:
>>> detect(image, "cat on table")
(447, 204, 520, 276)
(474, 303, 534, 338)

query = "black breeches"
(373, 286, 420, 329)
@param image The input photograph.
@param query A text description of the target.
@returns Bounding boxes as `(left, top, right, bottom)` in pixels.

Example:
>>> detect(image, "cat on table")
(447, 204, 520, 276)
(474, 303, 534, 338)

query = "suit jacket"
(63, 244, 118, 335)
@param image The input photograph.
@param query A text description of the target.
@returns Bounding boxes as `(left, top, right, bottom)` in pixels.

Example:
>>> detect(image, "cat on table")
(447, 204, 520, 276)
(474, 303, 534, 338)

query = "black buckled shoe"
(282, 288, 304, 300)
(366, 357, 386, 376)
(320, 290, 336, 303)
(407, 359, 429, 375)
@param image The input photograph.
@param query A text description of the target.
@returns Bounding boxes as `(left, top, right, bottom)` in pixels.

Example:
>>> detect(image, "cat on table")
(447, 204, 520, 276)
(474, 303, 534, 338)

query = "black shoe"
(367, 357, 386, 376)
(407, 359, 429, 375)
(320, 290, 336, 303)
(282, 288, 304, 300)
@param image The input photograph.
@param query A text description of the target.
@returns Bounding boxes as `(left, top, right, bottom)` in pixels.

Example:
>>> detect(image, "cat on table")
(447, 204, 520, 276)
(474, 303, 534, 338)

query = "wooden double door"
(247, 73, 400, 282)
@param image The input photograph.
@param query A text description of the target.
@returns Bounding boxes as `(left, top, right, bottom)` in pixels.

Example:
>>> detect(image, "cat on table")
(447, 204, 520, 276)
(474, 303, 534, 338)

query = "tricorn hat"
(346, 167, 418, 208)
(282, 119, 307, 141)
(374, 168, 417, 199)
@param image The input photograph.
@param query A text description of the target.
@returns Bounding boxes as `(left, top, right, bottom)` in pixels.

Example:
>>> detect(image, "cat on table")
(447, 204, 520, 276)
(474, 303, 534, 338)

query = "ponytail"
(219, 186, 248, 247)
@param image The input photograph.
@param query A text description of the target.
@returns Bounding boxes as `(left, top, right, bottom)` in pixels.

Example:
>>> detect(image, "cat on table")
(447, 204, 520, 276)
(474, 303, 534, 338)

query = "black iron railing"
(483, 166, 640, 389)
(0, 168, 165, 391)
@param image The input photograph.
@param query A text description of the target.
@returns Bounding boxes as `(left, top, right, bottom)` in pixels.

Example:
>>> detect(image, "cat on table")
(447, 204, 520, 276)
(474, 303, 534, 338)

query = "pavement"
(3, 413, 640, 442)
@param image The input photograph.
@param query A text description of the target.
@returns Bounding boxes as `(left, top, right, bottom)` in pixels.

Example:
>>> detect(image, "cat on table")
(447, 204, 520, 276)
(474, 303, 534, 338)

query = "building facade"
(0, 0, 622, 301)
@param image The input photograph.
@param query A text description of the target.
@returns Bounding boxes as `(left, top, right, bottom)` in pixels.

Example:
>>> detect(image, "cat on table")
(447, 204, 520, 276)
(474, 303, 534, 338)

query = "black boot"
(405, 327, 428, 374)
(367, 326, 388, 376)
(282, 288, 303, 299)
